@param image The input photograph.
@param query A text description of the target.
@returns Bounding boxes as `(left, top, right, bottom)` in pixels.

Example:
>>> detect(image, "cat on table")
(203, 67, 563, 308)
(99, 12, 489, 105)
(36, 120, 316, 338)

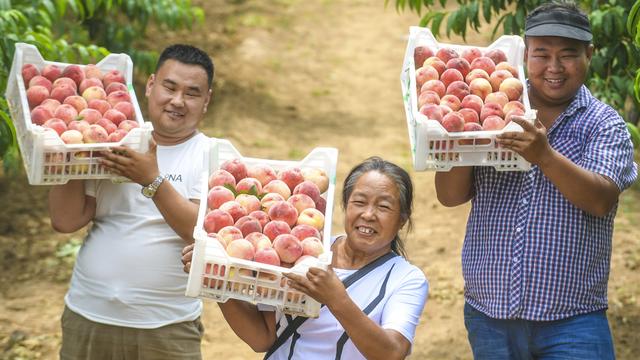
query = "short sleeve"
(84, 179, 97, 197)
(579, 109, 638, 191)
(380, 267, 429, 344)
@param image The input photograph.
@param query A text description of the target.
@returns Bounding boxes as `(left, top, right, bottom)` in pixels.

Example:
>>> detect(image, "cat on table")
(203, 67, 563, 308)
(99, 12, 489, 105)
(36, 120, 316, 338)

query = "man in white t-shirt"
(49, 44, 214, 359)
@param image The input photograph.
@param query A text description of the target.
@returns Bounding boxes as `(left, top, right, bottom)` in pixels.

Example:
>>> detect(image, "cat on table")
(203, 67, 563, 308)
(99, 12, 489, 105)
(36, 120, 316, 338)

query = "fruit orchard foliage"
(0, 0, 204, 168)
(389, 0, 640, 149)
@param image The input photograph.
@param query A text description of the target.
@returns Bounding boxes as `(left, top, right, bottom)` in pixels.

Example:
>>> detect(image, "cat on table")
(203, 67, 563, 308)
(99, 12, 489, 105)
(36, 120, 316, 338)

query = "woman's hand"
(181, 243, 194, 274)
(284, 266, 349, 308)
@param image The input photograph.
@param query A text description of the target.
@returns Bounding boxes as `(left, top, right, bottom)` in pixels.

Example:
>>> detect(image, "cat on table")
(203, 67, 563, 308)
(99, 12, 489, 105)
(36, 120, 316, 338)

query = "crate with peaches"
(401, 26, 537, 171)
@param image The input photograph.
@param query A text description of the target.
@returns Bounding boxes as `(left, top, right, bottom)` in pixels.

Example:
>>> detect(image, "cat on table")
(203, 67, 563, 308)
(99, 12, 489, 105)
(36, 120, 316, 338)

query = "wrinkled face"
(344, 171, 404, 255)
(145, 59, 211, 143)
(525, 36, 592, 108)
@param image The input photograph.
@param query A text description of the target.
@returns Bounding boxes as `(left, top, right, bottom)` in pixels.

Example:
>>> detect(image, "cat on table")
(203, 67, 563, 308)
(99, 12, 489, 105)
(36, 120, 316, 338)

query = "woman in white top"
(183, 157, 429, 359)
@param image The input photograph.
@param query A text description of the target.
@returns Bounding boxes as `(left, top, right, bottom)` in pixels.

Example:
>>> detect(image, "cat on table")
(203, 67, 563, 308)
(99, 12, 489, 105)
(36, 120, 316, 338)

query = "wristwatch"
(141, 174, 165, 198)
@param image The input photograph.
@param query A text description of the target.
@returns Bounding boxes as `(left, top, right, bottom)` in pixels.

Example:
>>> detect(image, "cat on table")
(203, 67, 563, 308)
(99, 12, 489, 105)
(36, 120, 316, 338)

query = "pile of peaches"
(21, 62, 139, 144)
(414, 45, 526, 132)
(204, 158, 329, 270)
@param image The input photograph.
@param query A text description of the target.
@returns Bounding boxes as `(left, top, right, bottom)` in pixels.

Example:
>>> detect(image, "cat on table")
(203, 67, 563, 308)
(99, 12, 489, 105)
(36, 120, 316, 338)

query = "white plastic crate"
(5, 43, 153, 185)
(401, 26, 537, 172)
(186, 138, 339, 318)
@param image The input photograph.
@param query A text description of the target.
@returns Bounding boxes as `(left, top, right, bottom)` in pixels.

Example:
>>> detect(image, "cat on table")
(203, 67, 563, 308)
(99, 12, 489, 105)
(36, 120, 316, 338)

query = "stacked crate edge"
(5, 42, 153, 185)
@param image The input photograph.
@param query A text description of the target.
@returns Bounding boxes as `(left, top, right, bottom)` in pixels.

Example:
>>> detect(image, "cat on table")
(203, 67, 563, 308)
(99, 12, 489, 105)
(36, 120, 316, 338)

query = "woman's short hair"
(342, 157, 413, 258)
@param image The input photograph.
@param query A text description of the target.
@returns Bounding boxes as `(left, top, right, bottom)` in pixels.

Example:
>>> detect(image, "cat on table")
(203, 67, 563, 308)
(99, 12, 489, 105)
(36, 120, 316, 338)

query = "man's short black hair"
(156, 44, 214, 89)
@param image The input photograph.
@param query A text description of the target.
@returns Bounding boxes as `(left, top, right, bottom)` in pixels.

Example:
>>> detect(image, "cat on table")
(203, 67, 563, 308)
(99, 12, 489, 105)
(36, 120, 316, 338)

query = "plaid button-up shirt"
(463, 85, 638, 321)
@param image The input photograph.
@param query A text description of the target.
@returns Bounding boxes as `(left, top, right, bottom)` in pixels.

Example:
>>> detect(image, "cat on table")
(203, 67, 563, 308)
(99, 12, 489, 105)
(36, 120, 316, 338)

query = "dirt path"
(1, 1, 639, 359)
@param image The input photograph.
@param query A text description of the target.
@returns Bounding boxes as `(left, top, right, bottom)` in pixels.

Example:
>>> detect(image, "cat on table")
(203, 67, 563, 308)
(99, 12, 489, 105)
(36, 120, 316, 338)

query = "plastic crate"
(5, 43, 153, 185)
(186, 138, 339, 318)
(401, 26, 537, 172)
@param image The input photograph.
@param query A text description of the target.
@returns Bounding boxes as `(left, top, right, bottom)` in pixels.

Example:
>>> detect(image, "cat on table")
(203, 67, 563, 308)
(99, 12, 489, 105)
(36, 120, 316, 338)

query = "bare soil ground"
(1, 1, 639, 359)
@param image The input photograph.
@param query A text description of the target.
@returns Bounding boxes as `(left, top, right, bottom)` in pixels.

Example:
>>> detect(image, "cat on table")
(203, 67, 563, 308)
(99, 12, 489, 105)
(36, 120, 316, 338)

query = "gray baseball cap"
(525, 9, 592, 42)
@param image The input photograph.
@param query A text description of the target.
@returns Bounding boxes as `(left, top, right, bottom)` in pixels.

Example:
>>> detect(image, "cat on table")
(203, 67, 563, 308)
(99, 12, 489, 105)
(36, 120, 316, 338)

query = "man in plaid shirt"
(435, 1, 638, 359)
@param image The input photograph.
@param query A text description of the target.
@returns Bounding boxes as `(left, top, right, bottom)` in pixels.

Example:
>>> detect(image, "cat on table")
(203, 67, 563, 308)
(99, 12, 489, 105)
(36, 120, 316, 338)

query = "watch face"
(141, 186, 155, 198)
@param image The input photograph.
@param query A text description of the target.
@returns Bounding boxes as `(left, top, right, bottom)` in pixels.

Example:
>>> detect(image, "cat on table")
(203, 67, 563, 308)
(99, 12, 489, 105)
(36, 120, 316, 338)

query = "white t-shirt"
(65, 133, 210, 328)
(267, 244, 429, 360)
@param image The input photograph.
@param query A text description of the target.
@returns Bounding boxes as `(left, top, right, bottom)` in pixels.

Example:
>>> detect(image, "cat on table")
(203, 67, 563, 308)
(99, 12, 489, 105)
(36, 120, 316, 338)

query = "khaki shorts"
(60, 306, 204, 360)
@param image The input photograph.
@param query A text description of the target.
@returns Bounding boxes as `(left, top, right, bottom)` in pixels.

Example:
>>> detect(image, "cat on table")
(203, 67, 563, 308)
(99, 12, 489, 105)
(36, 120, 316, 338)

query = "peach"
(217, 226, 244, 247)
(226, 238, 255, 261)
(61, 65, 85, 87)
(503, 101, 525, 116)
(261, 193, 286, 213)
(254, 247, 280, 266)
(103, 109, 126, 126)
(210, 233, 228, 250)
(461, 47, 483, 64)
(21, 64, 40, 86)
(77, 108, 102, 124)
(42, 118, 67, 135)
(26, 85, 49, 108)
(459, 108, 480, 124)
(40, 98, 61, 113)
(60, 129, 84, 144)
(272, 234, 303, 264)
(50, 84, 77, 103)
(415, 65, 439, 90)
(52, 77, 77, 91)
(102, 70, 125, 88)
(246, 232, 272, 250)
(268, 201, 298, 227)
(469, 78, 493, 100)
(297, 208, 325, 231)
(482, 115, 506, 130)
(82, 124, 109, 143)
(287, 194, 316, 215)
(465, 68, 490, 84)
(235, 193, 261, 214)
(463, 122, 483, 132)
(295, 254, 317, 266)
(221, 159, 248, 182)
(301, 237, 324, 257)
(499, 77, 524, 101)
(414, 45, 434, 69)
(29, 75, 52, 92)
(418, 90, 440, 108)
(480, 102, 504, 123)
(470, 56, 496, 75)
(234, 216, 262, 237)
(106, 90, 131, 107)
(484, 49, 508, 65)
(79, 78, 104, 94)
(436, 47, 459, 63)
(422, 56, 446, 76)
(248, 210, 270, 228)
(68, 119, 91, 133)
(441, 112, 465, 132)
(484, 92, 509, 108)
(209, 169, 237, 189)
(460, 94, 483, 115)
(446, 57, 471, 78)
(117, 120, 137, 133)
(236, 177, 262, 194)
(495, 61, 518, 77)
(82, 86, 107, 102)
(203, 209, 235, 234)
(489, 69, 514, 92)
(504, 108, 525, 124)
(247, 164, 277, 186)
(440, 105, 453, 116)
(208, 185, 235, 210)
(446, 80, 470, 101)
(105, 82, 128, 95)
(420, 79, 446, 98)
(88, 99, 111, 115)
(290, 224, 321, 242)
(54, 104, 79, 124)
(315, 196, 326, 214)
(277, 167, 304, 193)
(96, 118, 117, 134)
(440, 94, 461, 111)
(292, 180, 321, 204)
(440, 68, 464, 89)
(30, 106, 53, 125)
(63, 95, 88, 112)
(302, 167, 329, 194)
(419, 104, 444, 122)
(263, 220, 291, 241)
(83, 64, 103, 80)
(219, 200, 248, 223)
(107, 129, 128, 143)
(263, 179, 291, 199)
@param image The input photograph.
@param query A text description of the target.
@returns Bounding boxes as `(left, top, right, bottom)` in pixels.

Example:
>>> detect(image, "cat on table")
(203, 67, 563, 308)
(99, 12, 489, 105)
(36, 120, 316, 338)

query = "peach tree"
(0, 0, 204, 170)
